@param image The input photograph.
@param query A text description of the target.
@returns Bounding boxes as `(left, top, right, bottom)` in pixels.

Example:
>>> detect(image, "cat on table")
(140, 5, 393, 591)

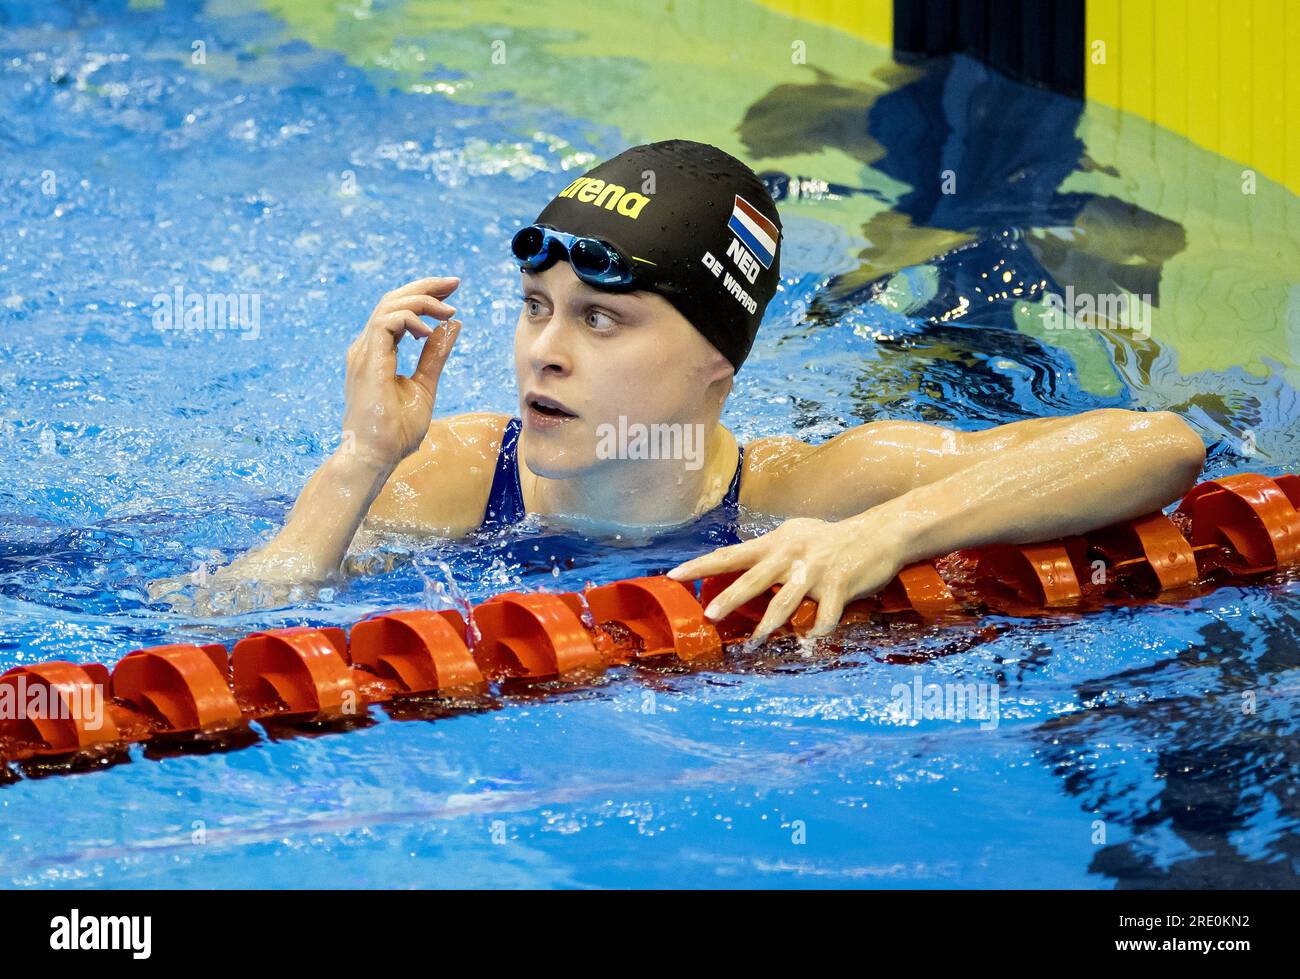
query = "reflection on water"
(0, 0, 1296, 888)
(1039, 599, 1300, 888)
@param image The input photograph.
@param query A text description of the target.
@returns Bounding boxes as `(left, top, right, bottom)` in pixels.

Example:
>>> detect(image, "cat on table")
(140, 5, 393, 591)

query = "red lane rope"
(1, 472, 1297, 774)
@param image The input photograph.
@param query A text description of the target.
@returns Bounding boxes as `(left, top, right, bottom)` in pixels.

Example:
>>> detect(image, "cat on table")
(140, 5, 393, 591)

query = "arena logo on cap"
(556, 176, 652, 219)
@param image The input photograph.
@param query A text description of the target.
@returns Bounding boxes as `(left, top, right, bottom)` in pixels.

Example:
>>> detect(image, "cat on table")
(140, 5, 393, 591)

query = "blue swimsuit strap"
(721, 441, 744, 510)
(480, 417, 744, 528)
(480, 416, 527, 529)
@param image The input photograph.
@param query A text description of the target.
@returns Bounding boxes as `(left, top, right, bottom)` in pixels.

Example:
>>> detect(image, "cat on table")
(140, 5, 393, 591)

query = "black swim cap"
(528, 139, 783, 373)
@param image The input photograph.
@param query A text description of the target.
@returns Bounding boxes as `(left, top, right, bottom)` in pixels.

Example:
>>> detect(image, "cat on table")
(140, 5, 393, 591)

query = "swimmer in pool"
(163, 139, 1205, 640)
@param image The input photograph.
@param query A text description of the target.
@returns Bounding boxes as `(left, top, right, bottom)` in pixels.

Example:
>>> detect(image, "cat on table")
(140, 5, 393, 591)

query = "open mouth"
(526, 395, 577, 419)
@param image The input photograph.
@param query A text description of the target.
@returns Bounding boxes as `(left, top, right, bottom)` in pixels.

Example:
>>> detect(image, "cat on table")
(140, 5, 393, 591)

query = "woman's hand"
(147, 276, 464, 612)
(342, 276, 462, 469)
(666, 514, 910, 642)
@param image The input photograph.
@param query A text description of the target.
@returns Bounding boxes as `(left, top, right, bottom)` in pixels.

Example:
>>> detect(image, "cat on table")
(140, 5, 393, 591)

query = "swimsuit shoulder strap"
(480, 416, 527, 529)
(721, 441, 744, 509)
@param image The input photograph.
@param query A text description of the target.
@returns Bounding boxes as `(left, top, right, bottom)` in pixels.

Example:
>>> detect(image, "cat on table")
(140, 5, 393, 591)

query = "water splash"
(572, 586, 597, 631)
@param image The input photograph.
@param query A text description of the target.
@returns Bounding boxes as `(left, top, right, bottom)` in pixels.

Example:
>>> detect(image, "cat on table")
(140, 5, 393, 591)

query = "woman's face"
(514, 261, 732, 478)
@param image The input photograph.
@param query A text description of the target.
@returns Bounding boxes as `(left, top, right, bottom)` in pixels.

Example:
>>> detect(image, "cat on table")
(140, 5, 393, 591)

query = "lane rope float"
(1, 471, 1297, 777)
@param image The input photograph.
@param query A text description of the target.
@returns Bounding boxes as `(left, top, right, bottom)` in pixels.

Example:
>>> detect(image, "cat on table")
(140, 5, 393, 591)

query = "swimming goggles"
(510, 223, 655, 290)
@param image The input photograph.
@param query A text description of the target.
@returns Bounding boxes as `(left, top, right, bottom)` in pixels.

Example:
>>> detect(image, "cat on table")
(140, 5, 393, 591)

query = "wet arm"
(229, 451, 399, 584)
(671, 409, 1207, 640)
(827, 408, 1207, 559)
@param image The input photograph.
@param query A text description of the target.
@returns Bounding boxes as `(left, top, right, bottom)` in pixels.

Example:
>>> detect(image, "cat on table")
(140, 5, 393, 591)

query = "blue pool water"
(1, 1, 1297, 887)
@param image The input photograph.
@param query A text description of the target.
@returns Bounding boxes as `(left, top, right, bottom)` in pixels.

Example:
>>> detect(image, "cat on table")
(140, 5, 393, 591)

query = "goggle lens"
(571, 238, 615, 276)
(511, 226, 549, 266)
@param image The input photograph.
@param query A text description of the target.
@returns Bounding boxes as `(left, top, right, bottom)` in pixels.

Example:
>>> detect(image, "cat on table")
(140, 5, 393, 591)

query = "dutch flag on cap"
(727, 194, 779, 269)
